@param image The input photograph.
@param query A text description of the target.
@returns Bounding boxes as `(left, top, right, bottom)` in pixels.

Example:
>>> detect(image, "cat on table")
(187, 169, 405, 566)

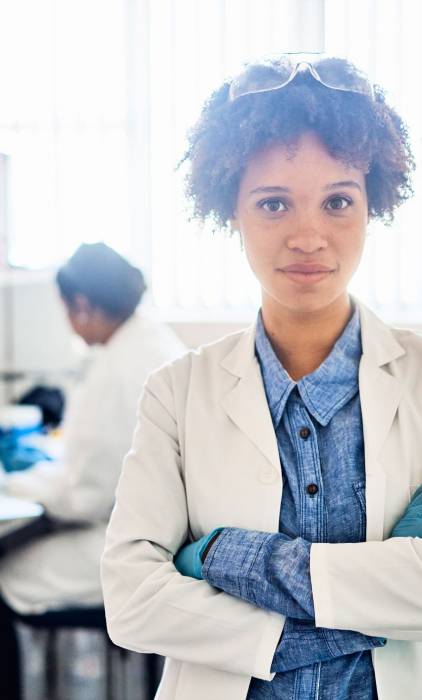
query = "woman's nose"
(285, 223, 328, 254)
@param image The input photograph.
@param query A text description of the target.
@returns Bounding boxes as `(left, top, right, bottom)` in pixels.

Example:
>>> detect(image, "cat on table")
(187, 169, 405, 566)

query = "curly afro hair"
(182, 57, 414, 228)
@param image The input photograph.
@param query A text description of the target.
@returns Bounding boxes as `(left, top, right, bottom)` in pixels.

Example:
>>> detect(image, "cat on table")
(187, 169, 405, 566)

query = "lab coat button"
(259, 468, 278, 484)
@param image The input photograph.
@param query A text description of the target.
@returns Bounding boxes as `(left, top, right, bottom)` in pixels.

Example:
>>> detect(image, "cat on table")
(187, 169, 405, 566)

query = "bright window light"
(0, 0, 421, 322)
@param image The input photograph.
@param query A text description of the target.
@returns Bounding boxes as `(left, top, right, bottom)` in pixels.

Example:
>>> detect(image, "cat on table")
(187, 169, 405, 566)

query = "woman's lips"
(279, 263, 335, 285)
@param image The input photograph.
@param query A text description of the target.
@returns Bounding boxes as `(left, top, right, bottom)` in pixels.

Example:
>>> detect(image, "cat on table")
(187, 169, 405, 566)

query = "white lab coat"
(102, 301, 422, 700)
(0, 313, 186, 614)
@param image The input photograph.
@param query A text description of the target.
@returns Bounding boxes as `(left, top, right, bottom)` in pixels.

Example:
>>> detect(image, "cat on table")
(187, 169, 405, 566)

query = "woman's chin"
(265, 288, 348, 317)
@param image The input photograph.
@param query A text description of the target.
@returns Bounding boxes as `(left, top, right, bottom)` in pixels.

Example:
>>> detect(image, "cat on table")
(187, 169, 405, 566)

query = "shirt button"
(306, 483, 319, 496)
(299, 427, 311, 440)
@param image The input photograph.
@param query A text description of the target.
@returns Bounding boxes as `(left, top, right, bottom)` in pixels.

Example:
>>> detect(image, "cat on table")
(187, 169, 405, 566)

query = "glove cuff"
(195, 528, 224, 577)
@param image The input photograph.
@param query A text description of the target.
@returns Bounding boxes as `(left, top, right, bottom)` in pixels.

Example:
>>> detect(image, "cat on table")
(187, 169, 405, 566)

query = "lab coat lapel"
(220, 323, 280, 472)
(358, 302, 405, 541)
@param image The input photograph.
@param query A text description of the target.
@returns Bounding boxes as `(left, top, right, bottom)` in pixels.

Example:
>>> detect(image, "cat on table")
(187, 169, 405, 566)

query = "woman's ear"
(72, 294, 93, 323)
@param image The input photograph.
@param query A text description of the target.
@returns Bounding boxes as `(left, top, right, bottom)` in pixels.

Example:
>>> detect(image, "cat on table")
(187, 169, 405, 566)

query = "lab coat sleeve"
(4, 444, 116, 523)
(311, 538, 422, 640)
(4, 403, 127, 524)
(101, 367, 284, 680)
(4, 460, 67, 506)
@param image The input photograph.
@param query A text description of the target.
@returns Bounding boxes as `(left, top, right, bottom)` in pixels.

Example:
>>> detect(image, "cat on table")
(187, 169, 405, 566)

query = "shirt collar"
(255, 305, 362, 428)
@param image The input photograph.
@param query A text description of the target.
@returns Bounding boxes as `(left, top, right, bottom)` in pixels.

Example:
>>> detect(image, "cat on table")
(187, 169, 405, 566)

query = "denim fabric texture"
(202, 306, 384, 699)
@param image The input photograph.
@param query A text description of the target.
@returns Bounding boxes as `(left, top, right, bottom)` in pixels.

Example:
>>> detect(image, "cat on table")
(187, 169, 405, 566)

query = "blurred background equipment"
(17, 385, 65, 428)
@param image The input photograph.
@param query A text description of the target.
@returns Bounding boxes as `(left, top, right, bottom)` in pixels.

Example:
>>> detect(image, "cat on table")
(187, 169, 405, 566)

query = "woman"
(101, 58, 422, 700)
(0, 242, 185, 698)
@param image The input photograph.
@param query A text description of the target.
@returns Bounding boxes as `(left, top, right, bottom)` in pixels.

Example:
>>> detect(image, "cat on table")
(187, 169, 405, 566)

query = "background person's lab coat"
(0, 313, 186, 614)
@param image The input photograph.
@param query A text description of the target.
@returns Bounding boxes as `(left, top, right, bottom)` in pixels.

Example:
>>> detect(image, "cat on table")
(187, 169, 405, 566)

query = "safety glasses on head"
(228, 54, 374, 102)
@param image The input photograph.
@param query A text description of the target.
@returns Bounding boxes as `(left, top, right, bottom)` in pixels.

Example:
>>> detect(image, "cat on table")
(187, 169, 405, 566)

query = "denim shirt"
(203, 307, 385, 699)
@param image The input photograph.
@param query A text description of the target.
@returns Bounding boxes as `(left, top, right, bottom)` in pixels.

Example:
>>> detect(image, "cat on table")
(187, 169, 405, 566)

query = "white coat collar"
(358, 300, 405, 366)
(220, 299, 405, 378)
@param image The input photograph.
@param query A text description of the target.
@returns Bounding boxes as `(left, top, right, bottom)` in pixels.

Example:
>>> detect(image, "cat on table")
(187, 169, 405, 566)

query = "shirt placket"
(288, 397, 324, 543)
(288, 395, 324, 700)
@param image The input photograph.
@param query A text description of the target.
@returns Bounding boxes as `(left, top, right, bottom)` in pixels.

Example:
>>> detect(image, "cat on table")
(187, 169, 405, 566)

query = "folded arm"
(200, 527, 385, 672)
(311, 537, 422, 640)
(311, 486, 422, 641)
(101, 367, 283, 681)
(176, 474, 422, 664)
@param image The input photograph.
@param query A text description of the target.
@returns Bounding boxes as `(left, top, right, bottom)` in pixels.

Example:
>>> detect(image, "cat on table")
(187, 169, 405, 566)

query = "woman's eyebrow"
(323, 180, 362, 191)
(248, 181, 362, 196)
(248, 186, 291, 196)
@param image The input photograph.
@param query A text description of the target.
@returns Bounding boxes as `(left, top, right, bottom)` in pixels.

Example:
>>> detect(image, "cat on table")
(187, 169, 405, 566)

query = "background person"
(102, 57, 422, 700)
(0, 242, 186, 699)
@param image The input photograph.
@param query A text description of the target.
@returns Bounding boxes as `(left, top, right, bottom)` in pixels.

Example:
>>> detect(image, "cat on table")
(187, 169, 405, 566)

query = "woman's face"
(231, 132, 368, 317)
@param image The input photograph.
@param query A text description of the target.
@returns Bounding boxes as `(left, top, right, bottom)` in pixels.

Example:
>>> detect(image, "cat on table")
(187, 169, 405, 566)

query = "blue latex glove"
(391, 485, 422, 537)
(173, 528, 223, 579)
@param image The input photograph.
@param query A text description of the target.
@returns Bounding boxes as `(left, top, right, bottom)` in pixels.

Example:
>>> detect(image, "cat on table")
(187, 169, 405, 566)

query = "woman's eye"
(326, 196, 351, 211)
(260, 199, 287, 213)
